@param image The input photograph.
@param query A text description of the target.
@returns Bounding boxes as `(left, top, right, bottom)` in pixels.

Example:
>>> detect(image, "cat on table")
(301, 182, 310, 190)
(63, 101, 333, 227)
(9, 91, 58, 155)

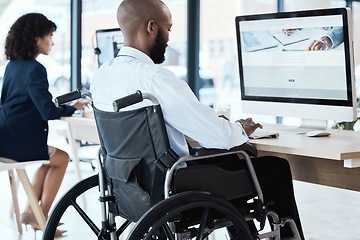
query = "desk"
(251, 124, 360, 191)
(61, 116, 99, 181)
(63, 117, 360, 192)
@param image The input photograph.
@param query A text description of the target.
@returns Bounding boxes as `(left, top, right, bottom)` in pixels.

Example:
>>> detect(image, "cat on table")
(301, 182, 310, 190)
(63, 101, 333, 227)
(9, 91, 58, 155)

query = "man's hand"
(308, 37, 331, 51)
(282, 28, 297, 36)
(236, 117, 262, 136)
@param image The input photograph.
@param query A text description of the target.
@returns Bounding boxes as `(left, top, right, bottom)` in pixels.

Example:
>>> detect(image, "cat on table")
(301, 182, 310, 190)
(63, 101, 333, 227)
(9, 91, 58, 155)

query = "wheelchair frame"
(43, 90, 301, 240)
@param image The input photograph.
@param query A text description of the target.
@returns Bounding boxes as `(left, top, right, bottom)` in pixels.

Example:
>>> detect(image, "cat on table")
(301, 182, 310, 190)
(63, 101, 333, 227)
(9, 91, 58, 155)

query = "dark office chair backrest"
(93, 104, 178, 221)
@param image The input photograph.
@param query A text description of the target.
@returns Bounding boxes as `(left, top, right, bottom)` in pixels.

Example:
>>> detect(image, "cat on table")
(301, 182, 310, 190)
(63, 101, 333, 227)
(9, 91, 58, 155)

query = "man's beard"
(150, 29, 167, 64)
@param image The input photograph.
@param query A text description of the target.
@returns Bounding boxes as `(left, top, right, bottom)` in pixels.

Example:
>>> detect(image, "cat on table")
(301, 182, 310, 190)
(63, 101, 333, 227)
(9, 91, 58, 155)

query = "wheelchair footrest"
(280, 217, 302, 240)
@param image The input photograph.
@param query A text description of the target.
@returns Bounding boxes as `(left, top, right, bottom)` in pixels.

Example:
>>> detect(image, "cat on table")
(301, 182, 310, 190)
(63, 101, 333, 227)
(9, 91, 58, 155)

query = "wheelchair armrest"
(189, 142, 258, 158)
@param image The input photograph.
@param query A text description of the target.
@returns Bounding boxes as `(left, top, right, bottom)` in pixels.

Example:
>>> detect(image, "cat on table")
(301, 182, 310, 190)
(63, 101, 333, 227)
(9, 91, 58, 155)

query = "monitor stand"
(282, 118, 328, 134)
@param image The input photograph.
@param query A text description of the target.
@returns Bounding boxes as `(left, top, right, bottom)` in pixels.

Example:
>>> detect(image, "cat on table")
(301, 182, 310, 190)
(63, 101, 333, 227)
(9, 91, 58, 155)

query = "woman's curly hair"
(5, 13, 57, 60)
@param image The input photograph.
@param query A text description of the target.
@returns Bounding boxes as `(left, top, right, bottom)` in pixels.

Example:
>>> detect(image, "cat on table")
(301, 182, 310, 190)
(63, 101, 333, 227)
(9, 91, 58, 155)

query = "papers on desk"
(272, 30, 309, 46)
(249, 129, 279, 139)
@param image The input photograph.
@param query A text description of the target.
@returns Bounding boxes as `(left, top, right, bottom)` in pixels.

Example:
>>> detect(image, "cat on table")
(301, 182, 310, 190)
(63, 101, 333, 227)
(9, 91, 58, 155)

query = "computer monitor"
(95, 28, 124, 67)
(235, 8, 357, 131)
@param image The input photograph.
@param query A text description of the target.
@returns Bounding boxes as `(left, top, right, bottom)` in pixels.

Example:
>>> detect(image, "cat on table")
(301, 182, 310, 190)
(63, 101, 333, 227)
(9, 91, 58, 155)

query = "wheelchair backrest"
(93, 101, 178, 221)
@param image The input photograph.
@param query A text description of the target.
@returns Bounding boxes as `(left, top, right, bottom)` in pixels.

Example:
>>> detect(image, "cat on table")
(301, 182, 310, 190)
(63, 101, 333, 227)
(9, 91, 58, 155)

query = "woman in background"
(0, 13, 86, 236)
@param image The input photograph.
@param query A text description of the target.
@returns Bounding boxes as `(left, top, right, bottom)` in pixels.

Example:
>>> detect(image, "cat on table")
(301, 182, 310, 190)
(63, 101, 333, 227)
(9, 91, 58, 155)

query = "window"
(0, 0, 71, 98)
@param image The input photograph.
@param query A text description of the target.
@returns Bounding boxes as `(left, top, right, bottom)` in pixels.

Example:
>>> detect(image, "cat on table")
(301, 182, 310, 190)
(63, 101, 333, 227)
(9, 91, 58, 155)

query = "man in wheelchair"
(90, 0, 305, 239)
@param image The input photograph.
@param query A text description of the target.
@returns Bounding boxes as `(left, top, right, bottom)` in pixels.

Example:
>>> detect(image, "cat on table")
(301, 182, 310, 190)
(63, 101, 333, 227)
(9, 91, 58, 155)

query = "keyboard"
(249, 129, 279, 139)
(241, 31, 279, 52)
(242, 31, 261, 48)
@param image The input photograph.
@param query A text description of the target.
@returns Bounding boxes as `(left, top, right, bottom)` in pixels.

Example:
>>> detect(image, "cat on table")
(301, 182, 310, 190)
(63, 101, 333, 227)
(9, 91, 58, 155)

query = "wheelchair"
(43, 90, 301, 240)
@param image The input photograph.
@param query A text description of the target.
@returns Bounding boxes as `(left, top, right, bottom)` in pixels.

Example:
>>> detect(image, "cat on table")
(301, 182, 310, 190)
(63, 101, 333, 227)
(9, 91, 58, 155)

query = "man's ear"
(146, 20, 157, 35)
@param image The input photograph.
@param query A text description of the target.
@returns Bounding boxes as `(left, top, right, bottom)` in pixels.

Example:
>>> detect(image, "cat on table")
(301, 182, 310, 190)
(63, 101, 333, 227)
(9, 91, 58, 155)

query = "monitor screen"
(235, 8, 356, 129)
(95, 28, 124, 67)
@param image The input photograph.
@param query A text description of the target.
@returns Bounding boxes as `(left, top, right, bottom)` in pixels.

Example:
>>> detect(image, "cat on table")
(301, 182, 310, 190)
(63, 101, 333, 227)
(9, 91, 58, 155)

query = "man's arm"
(152, 68, 252, 150)
(308, 26, 344, 51)
(324, 26, 344, 48)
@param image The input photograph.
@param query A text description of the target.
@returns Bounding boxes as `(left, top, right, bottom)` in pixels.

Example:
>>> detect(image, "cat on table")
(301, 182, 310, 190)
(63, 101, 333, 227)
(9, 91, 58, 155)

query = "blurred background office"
(0, 0, 359, 121)
(1, 1, 360, 239)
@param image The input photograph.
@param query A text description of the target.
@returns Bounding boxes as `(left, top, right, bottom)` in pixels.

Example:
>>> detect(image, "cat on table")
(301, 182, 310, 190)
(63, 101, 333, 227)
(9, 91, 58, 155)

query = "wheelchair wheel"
(43, 174, 131, 240)
(43, 175, 99, 239)
(127, 191, 253, 240)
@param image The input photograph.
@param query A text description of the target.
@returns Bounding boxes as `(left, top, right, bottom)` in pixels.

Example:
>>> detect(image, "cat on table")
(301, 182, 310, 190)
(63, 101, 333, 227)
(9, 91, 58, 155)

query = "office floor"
(1, 122, 360, 239)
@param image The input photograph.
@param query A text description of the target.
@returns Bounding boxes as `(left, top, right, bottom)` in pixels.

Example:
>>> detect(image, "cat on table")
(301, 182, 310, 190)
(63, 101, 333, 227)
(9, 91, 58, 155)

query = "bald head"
(117, 0, 170, 37)
(116, 0, 172, 62)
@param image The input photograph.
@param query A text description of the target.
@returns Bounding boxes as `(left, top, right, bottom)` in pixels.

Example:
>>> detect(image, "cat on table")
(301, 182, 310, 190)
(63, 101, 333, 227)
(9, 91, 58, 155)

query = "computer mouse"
(305, 130, 331, 137)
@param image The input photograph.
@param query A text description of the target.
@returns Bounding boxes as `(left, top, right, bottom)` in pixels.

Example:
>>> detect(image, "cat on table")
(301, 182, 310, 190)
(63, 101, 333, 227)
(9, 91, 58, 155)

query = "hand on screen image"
(307, 37, 331, 51)
(282, 26, 343, 51)
(308, 27, 344, 51)
(282, 28, 302, 36)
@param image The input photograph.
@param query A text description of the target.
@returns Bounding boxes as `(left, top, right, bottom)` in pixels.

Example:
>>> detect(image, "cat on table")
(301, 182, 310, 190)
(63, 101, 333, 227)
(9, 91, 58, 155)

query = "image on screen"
(235, 8, 356, 124)
(95, 28, 124, 67)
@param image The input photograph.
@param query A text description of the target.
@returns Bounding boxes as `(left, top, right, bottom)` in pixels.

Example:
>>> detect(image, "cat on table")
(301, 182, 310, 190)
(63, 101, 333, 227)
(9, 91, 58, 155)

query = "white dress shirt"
(90, 46, 249, 157)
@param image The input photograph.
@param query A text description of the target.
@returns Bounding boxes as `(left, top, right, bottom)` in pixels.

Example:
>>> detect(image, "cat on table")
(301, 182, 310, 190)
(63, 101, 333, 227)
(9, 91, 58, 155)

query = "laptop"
(241, 31, 279, 52)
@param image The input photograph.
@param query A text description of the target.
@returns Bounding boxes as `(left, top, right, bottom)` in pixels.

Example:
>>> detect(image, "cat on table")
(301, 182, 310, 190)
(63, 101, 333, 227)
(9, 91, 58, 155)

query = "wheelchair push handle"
(54, 89, 91, 107)
(113, 90, 143, 112)
(112, 91, 160, 111)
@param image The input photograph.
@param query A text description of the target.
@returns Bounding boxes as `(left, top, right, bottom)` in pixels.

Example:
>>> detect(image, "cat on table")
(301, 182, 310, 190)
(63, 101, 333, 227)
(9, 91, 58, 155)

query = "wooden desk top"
(250, 124, 360, 161)
(60, 117, 360, 164)
(61, 116, 99, 144)
(62, 115, 95, 124)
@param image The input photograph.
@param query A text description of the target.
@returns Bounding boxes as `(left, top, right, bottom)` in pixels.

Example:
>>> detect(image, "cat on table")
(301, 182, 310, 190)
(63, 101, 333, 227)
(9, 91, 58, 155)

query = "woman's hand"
(72, 100, 89, 110)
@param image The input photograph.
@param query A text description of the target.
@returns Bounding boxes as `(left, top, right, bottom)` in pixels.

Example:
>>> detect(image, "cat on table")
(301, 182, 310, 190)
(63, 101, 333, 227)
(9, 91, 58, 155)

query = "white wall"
(285, 0, 332, 11)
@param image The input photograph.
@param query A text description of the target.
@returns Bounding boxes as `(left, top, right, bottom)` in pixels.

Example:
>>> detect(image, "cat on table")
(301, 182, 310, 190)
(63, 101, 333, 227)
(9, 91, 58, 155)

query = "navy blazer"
(0, 59, 76, 162)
